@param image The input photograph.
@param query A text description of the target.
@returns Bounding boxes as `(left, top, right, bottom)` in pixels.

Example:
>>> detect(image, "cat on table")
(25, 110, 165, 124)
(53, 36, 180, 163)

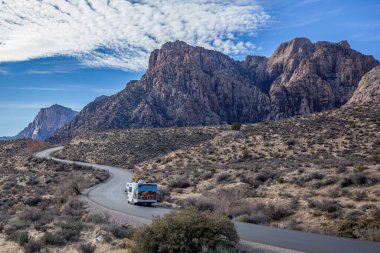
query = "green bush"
(133, 209, 238, 253)
(230, 123, 242, 131)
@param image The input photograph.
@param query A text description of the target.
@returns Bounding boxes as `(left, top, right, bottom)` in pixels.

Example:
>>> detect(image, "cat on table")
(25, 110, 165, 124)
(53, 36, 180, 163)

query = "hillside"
(57, 103, 380, 241)
(50, 38, 378, 142)
(56, 126, 226, 167)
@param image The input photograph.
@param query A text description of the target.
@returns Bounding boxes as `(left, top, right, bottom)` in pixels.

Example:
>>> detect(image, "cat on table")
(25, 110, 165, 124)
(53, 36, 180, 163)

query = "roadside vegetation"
(0, 140, 126, 252)
(133, 209, 239, 253)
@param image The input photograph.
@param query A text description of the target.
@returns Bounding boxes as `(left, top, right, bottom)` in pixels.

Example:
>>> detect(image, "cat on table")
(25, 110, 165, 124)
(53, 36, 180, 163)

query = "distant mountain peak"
(14, 104, 78, 141)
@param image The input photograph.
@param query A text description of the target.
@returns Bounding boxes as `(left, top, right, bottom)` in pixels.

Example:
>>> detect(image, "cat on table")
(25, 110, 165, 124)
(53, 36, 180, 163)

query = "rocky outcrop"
(242, 38, 378, 119)
(345, 66, 380, 106)
(15, 105, 77, 141)
(50, 38, 379, 143)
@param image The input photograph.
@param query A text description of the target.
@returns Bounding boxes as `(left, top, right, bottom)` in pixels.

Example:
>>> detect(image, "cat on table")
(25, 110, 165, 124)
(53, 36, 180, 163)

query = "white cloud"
(0, 0, 269, 71)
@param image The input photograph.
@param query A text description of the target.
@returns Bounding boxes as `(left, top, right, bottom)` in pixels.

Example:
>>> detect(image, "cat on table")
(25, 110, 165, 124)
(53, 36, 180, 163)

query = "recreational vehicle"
(125, 180, 158, 206)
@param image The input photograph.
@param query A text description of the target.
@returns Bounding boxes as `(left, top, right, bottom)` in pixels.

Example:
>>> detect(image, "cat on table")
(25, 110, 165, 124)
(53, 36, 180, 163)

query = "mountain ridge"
(50, 38, 379, 143)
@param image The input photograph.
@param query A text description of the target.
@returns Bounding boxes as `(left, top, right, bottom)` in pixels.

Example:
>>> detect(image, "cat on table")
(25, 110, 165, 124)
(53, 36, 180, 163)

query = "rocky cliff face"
(243, 38, 378, 118)
(50, 38, 379, 143)
(345, 66, 380, 106)
(15, 105, 78, 141)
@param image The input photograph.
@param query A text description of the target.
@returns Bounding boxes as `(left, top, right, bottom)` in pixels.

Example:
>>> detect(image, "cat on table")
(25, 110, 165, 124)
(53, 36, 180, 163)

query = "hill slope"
(346, 65, 380, 106)
(57, 103, 380, 241)
(50, 38, 378, 142)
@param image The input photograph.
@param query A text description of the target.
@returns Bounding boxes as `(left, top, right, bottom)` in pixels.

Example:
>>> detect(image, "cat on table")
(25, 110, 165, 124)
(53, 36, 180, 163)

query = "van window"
(129, 187, 132, 192)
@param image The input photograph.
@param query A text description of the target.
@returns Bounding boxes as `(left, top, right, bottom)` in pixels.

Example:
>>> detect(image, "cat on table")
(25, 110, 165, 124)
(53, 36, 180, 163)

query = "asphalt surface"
(35, 147, 380, 253)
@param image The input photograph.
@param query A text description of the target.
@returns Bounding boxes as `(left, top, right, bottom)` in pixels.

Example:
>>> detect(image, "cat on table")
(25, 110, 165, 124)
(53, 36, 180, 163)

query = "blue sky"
(0, 0, 379, 136)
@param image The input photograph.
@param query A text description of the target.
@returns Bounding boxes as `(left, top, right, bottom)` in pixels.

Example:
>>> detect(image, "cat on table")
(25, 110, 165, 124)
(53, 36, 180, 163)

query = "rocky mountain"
(345, 65, 380, 106)
(13, 104, 78, 141)
(50, 38, 379, 142)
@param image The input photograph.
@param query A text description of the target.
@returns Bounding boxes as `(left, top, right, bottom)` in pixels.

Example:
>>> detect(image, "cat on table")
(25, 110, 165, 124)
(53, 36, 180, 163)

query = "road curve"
(35, 147, 380, 253)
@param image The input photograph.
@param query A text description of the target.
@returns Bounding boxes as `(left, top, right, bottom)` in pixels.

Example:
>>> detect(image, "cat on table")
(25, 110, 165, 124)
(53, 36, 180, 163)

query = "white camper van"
(125, 180, 158, 206)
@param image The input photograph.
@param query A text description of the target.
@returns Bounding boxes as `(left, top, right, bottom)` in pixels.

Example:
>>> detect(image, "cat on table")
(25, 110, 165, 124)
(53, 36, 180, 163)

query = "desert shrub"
(264, 202, 293, 221)
(168, 177, 190, 188)
(33, 214, 54, 232)
(23, 239, 42, 253)
(4, 220, 30, 237)
(133, 209, 238, 253)
(336, 165, 347, 173)
(308, 199, 341, 213)
(42, 232, 65, 246)
(203, 172, 214, 180)
(94, 170, 110, 183)
(255, 171, 275, 183)
(238, 212, 268, 224)
(18, 208, 42, 222)
(353, 190, 368, 201)
(158, 186, 171, 202)
(183, 198, 216, 212)
(372, 154, 380, 163)
(62, 198, 84, 218)
(285, 139, 297, 146)
(341, 173, 377, 187)
(86, 213, 110, 224)
(24, 197, 42, 206)
(55, 174, 86, 202)
(337, 221, 357, 239)
(12, 231, 30, 246)
(60, 228, 81, 242)
(239, 175, 260, 188)
(230, 123, 242, 131)
(355, 165, 369, 172)
(59, 220, 85, 231)
(79, 243, 96, 253)
(216, 173, 230, 183)
(103, 223, 133, 239)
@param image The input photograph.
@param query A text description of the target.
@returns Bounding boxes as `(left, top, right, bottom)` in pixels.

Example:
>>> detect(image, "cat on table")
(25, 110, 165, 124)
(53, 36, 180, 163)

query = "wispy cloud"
(16, 85, 118, 94)
(296, 0, 321, 7)
(26, 70, 71, 75)
(0, 68, 9, 74)
(0, 0, 270, 71)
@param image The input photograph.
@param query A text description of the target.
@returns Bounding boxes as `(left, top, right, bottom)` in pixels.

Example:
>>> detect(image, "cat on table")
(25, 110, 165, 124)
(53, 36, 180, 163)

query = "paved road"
(35, 147, 380, 253)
